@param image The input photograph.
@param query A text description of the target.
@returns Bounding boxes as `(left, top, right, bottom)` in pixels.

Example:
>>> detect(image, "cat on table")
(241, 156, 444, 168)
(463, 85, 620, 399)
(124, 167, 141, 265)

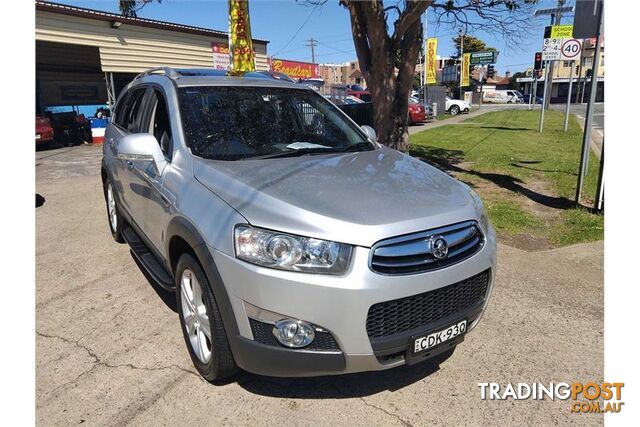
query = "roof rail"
(133, 67, 179, 80)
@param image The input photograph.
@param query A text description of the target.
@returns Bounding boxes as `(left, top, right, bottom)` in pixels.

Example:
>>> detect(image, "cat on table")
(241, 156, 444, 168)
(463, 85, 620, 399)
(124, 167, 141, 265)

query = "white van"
(482, 90, 521, 104)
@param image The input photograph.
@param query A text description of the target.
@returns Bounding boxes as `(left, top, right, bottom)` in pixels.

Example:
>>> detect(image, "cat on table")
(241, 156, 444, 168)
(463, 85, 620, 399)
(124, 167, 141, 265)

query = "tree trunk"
(344, 0, 429, 152)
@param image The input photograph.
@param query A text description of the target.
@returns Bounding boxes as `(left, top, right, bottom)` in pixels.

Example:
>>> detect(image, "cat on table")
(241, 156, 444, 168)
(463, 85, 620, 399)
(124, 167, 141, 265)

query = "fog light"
(272, 319, 315, 348)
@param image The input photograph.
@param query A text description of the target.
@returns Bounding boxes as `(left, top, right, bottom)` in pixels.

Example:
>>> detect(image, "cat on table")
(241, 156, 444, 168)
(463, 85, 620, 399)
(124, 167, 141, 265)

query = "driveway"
(36, 145, 603, 425)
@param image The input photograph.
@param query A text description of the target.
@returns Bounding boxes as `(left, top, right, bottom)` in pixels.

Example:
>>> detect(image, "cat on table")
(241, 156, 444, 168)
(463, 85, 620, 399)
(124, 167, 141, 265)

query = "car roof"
(138, 68, 307, 90)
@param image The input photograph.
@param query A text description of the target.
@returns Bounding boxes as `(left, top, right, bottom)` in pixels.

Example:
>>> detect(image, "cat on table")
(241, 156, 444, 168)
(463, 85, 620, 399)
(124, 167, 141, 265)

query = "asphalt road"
(36, 145, 604, 425)
(552, 103, 604, 133)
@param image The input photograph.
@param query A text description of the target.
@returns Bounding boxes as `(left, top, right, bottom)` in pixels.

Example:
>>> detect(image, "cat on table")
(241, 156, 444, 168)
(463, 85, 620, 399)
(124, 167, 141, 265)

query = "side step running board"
(122, 226, 175, 291)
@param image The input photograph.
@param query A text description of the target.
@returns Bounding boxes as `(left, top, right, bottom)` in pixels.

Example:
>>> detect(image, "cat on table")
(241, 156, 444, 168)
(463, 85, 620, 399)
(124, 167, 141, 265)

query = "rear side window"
(114, 88, 147, 133)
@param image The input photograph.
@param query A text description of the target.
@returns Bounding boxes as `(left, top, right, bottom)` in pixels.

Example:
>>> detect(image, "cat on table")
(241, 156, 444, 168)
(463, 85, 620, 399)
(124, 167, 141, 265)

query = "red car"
(36, 115, 54, 145)
(346, 89, 371, 102)
(408, 102, 428, 125)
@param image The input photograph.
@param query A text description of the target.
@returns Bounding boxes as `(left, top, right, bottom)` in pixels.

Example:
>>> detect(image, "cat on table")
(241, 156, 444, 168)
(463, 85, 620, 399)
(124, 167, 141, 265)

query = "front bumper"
(211, 226, 497, 377)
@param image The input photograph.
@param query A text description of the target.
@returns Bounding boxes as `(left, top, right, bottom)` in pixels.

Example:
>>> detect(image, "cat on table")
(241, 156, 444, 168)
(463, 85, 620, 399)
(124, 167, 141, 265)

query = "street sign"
(542, 38, 582, 61)
(573, 0, 603, 39)
(534, 6, 574, 16)
(441, 65, 458, 83)
(561, 39, 582, 60)
(550, 25, 573, 38)
(542, 38, 562, 61)
(469, 51, 497, 65)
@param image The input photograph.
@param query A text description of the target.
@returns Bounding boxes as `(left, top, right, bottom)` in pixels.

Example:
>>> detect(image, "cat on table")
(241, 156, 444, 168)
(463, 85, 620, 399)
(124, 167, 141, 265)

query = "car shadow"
(410, 146, 576, 210)
(130, 251, 178, 313)
(233, 357, 444, 398)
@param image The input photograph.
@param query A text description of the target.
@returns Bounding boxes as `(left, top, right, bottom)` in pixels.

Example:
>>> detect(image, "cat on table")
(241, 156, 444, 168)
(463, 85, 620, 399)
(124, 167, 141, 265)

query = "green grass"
(409, 109, 604, 248)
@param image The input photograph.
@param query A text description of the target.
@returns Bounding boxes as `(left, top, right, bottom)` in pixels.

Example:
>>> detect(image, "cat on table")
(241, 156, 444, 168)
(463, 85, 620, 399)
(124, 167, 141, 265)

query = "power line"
(315, 39, 353, 54)
(271, 4, 320, 57)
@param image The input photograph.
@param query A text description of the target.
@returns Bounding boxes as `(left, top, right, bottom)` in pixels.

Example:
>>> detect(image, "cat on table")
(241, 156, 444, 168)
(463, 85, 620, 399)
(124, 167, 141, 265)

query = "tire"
(449, 105, 460, 116)
(176, 253, 238, 382)
(103, 177, 125, 243)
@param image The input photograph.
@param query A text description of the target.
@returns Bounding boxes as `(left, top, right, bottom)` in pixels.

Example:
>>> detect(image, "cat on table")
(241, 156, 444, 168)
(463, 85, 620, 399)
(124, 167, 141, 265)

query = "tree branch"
(391, 0, 430, 47)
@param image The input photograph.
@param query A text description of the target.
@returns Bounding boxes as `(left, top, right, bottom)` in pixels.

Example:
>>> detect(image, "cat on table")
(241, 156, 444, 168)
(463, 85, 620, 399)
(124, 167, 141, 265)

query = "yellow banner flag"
(461, 53, 470, 87)
(229, 0, 255, 73)
(426, 38, 438, 84)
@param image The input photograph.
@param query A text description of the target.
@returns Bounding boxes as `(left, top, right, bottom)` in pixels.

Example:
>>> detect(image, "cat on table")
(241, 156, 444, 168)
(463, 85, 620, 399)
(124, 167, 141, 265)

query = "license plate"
(413, 320, 466, 354)
(35, 134, 41, 139)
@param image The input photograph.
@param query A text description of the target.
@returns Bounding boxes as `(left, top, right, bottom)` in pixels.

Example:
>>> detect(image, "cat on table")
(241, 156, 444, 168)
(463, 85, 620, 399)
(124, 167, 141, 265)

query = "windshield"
(179, 86, 372, 160)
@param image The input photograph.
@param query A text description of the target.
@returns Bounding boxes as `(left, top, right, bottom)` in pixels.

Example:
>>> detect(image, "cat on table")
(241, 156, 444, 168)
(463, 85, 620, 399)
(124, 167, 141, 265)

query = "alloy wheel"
(180, 268, 212, 363)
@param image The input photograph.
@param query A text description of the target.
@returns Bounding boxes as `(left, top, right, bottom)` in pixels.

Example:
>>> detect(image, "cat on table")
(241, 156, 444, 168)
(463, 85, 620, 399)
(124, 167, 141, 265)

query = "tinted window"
(148, 89, 172, 157)
(178, 86, 371, 160)
(115, 88, 146, 133)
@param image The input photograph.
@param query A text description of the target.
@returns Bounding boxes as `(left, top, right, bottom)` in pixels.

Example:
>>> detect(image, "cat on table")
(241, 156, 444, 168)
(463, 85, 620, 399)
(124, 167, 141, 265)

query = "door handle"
(126, 160, 134, 169)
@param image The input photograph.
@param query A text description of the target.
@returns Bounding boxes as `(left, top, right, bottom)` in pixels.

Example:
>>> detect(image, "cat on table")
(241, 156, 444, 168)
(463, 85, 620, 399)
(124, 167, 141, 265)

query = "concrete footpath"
(408, 104, 529, 135)
(36, 145, 603, 425)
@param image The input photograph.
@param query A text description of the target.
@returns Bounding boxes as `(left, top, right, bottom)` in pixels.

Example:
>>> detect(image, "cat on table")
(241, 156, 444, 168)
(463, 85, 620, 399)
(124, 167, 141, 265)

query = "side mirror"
(117, 133, 167, 176)
(360, 125, 377, 142)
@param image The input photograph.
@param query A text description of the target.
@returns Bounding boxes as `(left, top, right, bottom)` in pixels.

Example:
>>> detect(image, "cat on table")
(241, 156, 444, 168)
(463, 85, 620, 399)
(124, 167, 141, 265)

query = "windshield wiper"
(245, 147, 338, 160)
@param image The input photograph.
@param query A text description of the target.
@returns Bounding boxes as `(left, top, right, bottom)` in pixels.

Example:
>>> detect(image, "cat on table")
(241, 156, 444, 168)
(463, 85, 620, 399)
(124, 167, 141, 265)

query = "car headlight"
(234, 225, 352, 274)
(470, 190, 490, 233)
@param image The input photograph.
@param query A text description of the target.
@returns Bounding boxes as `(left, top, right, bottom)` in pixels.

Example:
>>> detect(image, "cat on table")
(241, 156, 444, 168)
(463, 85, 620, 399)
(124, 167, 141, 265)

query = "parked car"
(408, 100, 428, 125)
(482, 90, 521, 104)
(102, 67, 496, 382)
(35, 114, 54, 145)
(48, 110, 90, 146)
(445, 97, 471, 115)
(522, 93, 543, 104)
(425, 103, 435, 121)
(344, 95, 365, 105)
(410, 96, 434, 122)
(346, 88, 371, 102)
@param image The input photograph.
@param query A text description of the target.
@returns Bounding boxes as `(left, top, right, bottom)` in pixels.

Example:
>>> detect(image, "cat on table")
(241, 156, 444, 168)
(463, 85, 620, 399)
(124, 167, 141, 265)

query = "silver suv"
(102, 67, 497, 381)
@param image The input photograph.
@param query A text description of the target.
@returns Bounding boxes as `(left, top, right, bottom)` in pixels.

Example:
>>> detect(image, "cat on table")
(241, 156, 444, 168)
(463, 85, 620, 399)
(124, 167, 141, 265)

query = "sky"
(58, 0, 573, 75)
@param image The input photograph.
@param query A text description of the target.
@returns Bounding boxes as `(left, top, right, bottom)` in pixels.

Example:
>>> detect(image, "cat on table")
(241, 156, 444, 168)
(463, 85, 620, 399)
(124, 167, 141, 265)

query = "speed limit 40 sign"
(542, 37, 583, 61)
(561, 39, 582, 60)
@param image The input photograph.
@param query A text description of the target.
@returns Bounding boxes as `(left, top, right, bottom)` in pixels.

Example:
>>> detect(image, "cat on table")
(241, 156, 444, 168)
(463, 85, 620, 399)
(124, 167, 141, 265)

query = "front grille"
(370, 221, 484, 275)
(248, 318, 341, 352)
(366, 269, 490, 338)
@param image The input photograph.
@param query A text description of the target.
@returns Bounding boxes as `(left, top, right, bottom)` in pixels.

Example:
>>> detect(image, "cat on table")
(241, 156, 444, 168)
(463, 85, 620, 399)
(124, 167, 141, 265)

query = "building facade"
(35, 1, 269, 111)
(318, 60, 365, 88)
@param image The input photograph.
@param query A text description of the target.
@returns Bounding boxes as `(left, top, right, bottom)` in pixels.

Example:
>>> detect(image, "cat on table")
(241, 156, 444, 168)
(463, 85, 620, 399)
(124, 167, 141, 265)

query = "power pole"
(459, 29, 464, 100)
(575, 1, 604, 204)
(542, 0, 565, 111)
(306, 37, 318, 63)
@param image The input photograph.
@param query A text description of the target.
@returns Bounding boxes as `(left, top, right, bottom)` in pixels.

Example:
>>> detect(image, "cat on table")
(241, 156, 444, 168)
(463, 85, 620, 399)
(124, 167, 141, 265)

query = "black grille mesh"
(249, 318, 341, 352)
(366, 270, 490, 338)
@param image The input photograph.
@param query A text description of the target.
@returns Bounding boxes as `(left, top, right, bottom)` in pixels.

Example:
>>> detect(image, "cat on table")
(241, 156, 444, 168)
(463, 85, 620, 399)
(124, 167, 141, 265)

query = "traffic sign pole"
(539, 61, 549, 133)
(531, 77, 537, 110)
(563, 60, 574, 132)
